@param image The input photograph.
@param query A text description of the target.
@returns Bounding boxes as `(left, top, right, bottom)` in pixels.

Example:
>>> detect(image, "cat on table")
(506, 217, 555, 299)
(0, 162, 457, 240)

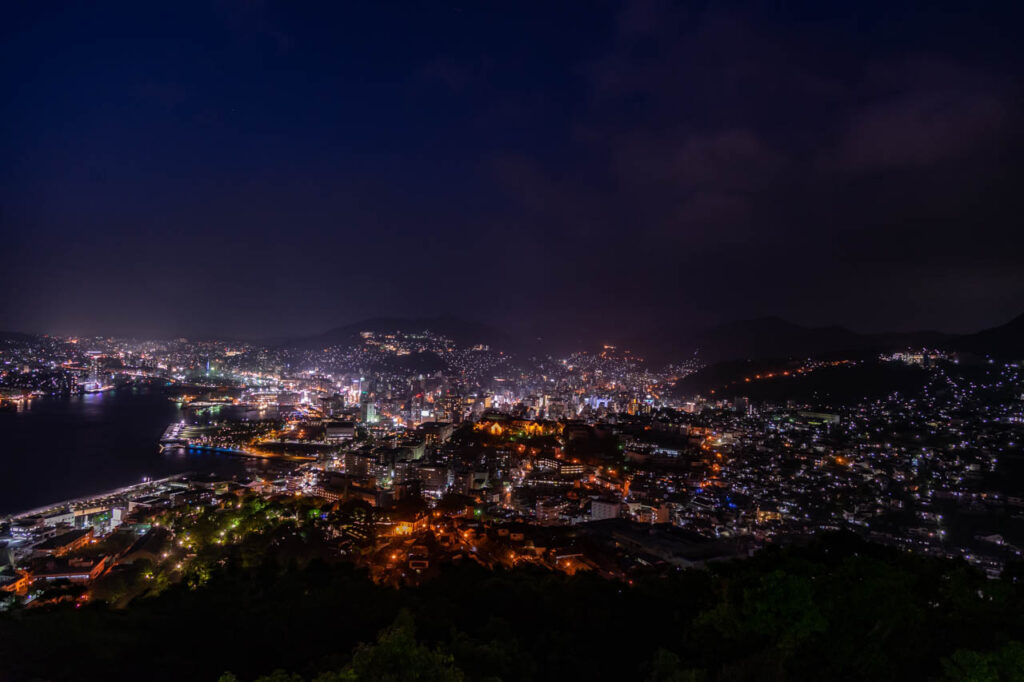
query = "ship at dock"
(160, 422, 188, 445)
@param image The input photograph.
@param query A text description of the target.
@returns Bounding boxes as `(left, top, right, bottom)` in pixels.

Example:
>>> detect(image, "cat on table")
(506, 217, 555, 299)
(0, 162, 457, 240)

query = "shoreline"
(4, 446, 313, 522)
(3, 473, 192, 522)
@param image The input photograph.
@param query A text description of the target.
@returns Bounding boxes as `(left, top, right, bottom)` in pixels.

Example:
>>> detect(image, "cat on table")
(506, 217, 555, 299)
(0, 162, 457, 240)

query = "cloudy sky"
(2, 1, 1022, 340)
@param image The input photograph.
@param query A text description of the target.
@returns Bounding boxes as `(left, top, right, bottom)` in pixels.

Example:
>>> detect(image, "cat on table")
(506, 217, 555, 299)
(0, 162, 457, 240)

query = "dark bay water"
(0, 387, 266, 515)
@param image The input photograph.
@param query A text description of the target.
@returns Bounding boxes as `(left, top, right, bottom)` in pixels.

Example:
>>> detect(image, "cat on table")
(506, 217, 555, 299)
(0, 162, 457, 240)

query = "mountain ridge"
(290, 311, 1022, 361)
(289, 315, 509, 350)
(675, 316, 951, 363)
(9, 311, 1019, 362)
(950, 312, 1024, 357)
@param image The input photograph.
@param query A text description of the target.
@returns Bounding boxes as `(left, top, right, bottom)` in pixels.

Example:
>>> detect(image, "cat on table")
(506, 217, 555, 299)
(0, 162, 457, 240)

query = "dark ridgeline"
(952, 312, 1024, 357)
(633, 312, 1024, 365)
(289, 317, 510, 352)
(290, 310, 1024, 363)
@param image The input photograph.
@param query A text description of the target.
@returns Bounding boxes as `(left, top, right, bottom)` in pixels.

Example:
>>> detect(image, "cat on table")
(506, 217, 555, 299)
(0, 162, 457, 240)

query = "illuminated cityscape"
(2, 320, 1024, 678)
(2, 2, 1024, 681)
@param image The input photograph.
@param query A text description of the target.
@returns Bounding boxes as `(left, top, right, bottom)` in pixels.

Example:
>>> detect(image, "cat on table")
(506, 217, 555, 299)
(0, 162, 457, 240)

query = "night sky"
(2, 1, 1023, 341)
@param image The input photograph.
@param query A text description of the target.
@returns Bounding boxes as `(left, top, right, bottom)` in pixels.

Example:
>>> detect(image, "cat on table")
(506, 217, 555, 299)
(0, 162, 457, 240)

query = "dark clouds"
(491, 1, 1024, 336)
(833, 59, 1010, 171)
(1, 1, 1022, 340)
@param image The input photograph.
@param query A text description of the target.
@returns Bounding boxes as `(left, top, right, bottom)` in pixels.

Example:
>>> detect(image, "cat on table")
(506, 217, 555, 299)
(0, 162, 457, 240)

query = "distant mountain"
(644, 317, 949, 363)
(690, 317, 863, 361)
(949, 312, 1024, 358)
(0, 331, 39, 343)
(672, 357, 932, 405)
(290, 316, 510, 350)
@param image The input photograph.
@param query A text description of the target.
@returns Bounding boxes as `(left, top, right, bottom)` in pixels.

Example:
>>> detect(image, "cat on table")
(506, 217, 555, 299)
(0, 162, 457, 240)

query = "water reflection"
(0, 387, 267, 514)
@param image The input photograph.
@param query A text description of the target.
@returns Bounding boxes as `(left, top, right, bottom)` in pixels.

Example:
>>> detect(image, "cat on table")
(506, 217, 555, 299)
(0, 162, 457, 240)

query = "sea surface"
(0, 386, 270, 515)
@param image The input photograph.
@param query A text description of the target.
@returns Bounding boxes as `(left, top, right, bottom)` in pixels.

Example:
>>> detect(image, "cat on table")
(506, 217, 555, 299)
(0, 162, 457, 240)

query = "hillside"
(952, 312, 1024, 358)
(636, 317, 948, 364)
(1, 534, 1020, 682)
(672, 358, 931, 406)
(290, 316, 509, 350)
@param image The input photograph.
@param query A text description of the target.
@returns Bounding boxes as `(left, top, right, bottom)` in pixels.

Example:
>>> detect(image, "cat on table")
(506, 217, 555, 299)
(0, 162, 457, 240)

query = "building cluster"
(2, 327, 1022, 607)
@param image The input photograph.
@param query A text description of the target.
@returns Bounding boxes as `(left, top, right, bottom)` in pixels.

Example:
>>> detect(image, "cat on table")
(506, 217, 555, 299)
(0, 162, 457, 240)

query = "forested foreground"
(2, 534, 1023, 682)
